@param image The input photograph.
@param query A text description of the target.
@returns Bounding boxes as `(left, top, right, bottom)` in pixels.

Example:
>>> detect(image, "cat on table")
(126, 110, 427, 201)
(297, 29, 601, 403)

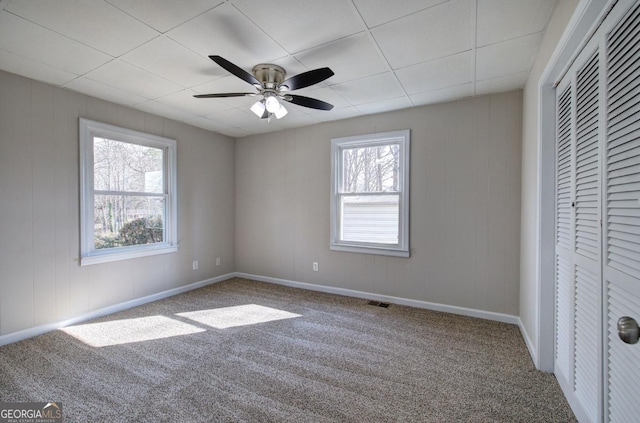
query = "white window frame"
(79, 118, 178, 266)
(330, 129, 410, 257)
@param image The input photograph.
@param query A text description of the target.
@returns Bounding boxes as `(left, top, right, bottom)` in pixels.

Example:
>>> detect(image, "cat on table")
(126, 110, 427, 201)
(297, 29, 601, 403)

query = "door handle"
(617, 316, 640, 345)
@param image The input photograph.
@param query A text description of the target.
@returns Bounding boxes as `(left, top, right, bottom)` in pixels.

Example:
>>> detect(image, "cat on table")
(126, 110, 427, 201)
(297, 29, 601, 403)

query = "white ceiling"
(0, 0, 557, 138)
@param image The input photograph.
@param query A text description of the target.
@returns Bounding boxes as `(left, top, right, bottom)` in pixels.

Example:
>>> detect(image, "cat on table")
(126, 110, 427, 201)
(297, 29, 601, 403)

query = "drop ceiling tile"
(331, 72, 405, 106)
(273, 113, 320, 129)
(248, 122, 289, 135)
(353, 0, 447, 28)
(477, 0, 556, 47)
(64, 77, 149, 106)
(226, 127, 255, 137)
(156, 89, 231, 116)
(295, 33, 387, 85)
(134, 100, 198, 122)
(265, 100, 306, 118)
(105, 0, 224, 33)
(306, 106, 362, 122)
(184, 116, 250, 137)
(0, 49, 76, 86)
(395, 51, 474, 94)
(269, 56, 308, 79)
(195, 75, 249, 93)
(5, 0, 159, 56)
(167, 2, 287, 65)
(372, 0, 475, 69)
(475, 71, 528, 95)
(476, 33, 542, 80)
(281, 98, 334, 119)
(409, 83, 474, 106)
(293, 87, 351, 109)
(121, 37, 216, 88)
(84, 60, 182, 99)
(231, 0, 363, 54)
(0, 12, 110, 75)
(355, 96, 412, 115)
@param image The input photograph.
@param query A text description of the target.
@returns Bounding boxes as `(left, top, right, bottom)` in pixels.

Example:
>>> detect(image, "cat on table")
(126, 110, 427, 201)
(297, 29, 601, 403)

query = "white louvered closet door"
(554, 36, 602, 423)
(554, 80, 575, 390)
(553, 1, 640, 421)
(603, 1, 640, 421)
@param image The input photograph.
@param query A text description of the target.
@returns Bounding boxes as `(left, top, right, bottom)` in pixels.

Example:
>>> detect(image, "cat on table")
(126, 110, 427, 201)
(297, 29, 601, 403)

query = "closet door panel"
(573, 46, 602, 423)
(555, 83, 575, 386)
(604, 2, 640, 421)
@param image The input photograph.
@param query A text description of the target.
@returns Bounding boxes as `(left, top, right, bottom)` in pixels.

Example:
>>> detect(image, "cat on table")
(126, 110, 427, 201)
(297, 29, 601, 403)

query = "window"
(330, 130, 410, 257)
(79, 118, 177, 265)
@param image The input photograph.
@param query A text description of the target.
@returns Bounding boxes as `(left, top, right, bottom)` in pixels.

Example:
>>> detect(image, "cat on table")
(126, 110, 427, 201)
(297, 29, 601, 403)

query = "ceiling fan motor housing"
(252, 64, 286, 89)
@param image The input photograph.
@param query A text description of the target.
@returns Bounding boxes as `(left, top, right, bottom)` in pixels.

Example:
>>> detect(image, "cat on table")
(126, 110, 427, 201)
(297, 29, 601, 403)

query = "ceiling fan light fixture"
(250, 100, 266, 117)
(265, 95, 280, 113)
(274, 103, 288, 119)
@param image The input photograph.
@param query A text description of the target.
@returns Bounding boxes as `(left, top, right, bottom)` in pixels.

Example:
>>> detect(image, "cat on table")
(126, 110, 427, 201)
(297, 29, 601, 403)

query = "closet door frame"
(538, 0, 614, 375)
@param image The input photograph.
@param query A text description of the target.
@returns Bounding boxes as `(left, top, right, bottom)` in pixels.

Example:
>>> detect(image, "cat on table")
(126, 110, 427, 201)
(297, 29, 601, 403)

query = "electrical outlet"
(192, 260, 198, 270)
(312, 262, 319, 272)
(216, 257, 221, 266)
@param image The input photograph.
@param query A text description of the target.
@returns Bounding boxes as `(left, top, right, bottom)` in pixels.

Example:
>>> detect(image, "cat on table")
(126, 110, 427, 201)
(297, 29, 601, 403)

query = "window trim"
(79, 118, 178, 266)
(330, 129, 410, 257)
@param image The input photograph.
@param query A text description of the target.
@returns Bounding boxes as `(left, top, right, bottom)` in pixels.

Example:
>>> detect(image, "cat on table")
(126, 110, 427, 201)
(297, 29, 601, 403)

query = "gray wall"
(236, 91, 522, 316)
(0, 69, 524, 338)
(0, 70, 235, 336)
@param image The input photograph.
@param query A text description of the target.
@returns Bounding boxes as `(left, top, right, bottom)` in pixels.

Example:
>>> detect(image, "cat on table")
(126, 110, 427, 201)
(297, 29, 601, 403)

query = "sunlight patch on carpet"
(61, 315, 206, 347)
(176, 304, 301, 329)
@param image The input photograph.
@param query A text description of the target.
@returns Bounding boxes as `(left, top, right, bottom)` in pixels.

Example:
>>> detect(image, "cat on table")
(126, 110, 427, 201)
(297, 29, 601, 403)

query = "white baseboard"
(0, 272, 236, 347)
(1, 272, 520, 347)
(235, 272, 519, 325)
(517, 318, 540, 369)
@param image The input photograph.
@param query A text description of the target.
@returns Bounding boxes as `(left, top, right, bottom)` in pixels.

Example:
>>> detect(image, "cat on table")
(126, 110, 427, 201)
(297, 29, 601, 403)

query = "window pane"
(94, 194, 164, 249)
(341, 195, 399, 244)
(94, 138, 164, 193)
(341, 144, 399, 193)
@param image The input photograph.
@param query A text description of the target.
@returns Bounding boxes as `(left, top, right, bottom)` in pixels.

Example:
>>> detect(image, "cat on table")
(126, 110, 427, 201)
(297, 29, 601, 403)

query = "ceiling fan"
(194, 55, 335, 120)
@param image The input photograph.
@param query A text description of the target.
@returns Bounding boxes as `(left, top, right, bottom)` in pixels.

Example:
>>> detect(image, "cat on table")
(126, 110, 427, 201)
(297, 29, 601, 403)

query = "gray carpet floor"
(0, 278, 575, 422)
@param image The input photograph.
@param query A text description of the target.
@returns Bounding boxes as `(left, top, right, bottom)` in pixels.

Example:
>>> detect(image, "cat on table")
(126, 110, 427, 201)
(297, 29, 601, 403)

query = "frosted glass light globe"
(250, 100, 265, 117)
(265, 96, 280, 113)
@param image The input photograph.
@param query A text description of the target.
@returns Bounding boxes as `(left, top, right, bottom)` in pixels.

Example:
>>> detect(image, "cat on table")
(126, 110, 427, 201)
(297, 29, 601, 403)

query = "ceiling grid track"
(346, 0, 413, 108)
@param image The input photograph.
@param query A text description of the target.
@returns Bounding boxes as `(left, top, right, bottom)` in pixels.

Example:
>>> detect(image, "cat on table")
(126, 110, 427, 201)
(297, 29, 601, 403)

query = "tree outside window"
(79, 119, 177, 266)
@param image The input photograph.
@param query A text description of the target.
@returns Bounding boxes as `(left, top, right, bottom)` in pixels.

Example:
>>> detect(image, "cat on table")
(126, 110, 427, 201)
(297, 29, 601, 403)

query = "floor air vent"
(367, 300, 390, 308)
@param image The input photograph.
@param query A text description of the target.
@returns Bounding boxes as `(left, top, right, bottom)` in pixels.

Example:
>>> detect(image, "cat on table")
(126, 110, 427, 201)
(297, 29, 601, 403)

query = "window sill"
(330, 243, 410, 258)
(80, 245, 178, 266)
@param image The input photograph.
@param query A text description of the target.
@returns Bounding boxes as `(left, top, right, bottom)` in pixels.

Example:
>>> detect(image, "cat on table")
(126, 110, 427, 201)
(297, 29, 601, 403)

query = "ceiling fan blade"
(278, 67, 334, 91)
(284, 94, 334, 111)
(209, 55, 262, 87)
(193, 92, 256, 98)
